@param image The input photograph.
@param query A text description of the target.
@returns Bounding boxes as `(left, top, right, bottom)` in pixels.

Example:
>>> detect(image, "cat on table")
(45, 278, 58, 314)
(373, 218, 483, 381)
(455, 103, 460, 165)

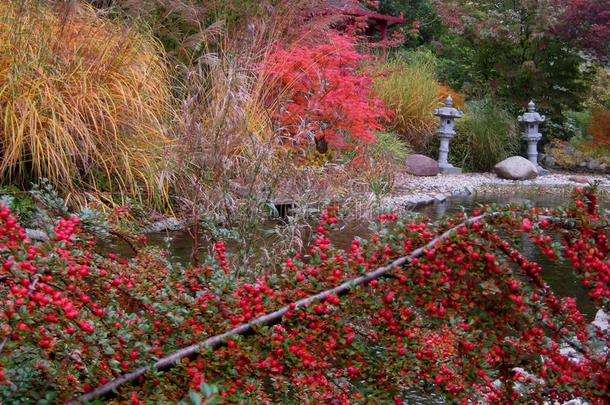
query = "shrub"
(450, 99, 519, 171)
(589, 107, 610, 146)
(364, 132, 412, 198)
(366, 131, 411, 163)
(0, 188, 609, 403)
(264, 33, 390, 152)
(373, 53, 440, 151)
(0, 1, 175, 207)
(438, 84, 464, 109)
(566, 110, 593, 138)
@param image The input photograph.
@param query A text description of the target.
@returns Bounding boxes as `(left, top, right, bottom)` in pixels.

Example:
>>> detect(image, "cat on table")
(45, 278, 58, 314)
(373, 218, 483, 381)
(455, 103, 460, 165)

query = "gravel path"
(382, 172, 610, 210)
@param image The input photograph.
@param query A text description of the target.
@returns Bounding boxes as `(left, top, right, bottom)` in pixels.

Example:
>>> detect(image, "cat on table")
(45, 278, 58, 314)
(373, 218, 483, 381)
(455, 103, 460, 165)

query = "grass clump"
(367, 132, 411, 163)
(373, 51, 440, 151)
(0, 1, 175, 207)
(451, 99, 519, 171)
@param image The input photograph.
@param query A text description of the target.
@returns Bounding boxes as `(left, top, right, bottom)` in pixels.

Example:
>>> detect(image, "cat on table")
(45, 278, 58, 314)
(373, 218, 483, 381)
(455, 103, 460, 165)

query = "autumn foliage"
(264, 33, 391, 152)
(589, 107, 610, 145)
(1, 186, 609, 403)
(556, 0, 610, 60)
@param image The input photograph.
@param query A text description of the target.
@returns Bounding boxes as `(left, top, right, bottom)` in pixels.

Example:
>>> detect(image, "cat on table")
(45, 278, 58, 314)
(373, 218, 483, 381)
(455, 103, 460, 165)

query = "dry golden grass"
(0, 1, 175, 207)
(373, 57, 440, 151)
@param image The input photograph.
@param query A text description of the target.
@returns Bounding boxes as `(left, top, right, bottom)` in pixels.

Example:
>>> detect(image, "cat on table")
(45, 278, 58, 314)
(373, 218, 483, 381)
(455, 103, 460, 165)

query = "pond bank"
(382, 171, 610, 211)
(132, 171, 609, 234)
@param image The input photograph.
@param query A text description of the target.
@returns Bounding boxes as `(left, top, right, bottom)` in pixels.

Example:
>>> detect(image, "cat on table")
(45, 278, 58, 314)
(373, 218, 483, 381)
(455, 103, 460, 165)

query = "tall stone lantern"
(434, 96, 464, 174)
(518, 100, 548, 174)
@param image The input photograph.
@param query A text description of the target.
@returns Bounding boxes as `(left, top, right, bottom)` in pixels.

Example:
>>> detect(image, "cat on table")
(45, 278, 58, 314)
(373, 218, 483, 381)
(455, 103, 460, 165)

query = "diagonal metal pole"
(67, 214, 490, 404)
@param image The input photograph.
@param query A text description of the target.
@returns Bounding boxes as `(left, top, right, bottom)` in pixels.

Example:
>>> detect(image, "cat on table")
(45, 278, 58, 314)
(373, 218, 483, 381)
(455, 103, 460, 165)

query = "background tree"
(433, 0, 595, 123)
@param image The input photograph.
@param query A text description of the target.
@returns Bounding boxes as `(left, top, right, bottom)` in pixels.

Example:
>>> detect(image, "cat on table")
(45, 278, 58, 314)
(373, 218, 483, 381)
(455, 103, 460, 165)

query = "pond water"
(417, 191, 609, 320)
(120, 190, 607, 404)
(136, 189, 608, 320)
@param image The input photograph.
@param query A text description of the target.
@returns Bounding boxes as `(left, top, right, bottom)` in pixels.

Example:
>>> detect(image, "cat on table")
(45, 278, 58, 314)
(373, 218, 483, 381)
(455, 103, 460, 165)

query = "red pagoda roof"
(328, 0, 405, 25)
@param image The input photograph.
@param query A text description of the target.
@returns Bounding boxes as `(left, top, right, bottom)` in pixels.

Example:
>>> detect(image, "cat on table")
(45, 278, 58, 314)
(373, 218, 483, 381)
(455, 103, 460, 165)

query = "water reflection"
(135, 191, 606, 319)
(110, 191, 606, 403)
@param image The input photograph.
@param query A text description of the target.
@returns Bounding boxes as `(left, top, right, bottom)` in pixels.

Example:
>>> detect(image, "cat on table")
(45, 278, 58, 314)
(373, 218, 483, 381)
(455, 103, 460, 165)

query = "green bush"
(566, 110, 592, 139)
(450, 99, 519, 172)
(367, 132, 412, 163)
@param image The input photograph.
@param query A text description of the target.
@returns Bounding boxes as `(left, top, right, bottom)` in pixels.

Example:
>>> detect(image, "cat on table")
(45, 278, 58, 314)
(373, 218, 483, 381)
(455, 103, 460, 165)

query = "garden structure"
(328, 0, 405, 42)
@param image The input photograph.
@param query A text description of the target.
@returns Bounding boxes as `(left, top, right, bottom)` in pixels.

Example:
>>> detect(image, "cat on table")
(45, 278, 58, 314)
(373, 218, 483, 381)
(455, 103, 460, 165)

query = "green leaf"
(202, 383, 212, 398)
(188, 390, 202, 405)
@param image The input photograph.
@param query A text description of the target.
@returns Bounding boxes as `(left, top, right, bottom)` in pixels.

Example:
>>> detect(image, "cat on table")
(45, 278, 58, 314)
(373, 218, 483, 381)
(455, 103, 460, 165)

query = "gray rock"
(568, 175, 590, 184)
(494, 156, 539, 180)
(544, 155, 556, 168)
(144, 218, 183, 233)
(587, 159, 600, 171)
(592, 309, 608, 332)
(600, 163, 608, 172)
(464, 185, 475, 195)
(404, 195, 435, 208)
(434, 193, 447, 203)
(579, 161, 588, 167)
(405, 154, 439, 177)
(25, 228, 49, 242)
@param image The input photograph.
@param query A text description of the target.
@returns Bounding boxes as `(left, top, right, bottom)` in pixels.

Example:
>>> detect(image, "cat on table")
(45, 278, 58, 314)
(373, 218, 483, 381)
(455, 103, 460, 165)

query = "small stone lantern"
(518, 100, 548, 174)
(434, 96, 464, 174)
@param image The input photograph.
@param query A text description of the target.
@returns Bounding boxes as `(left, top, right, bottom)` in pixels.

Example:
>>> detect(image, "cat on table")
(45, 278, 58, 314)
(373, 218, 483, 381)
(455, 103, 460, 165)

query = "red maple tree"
(555, 0, 610, 60)
(264, 33, 391, 152)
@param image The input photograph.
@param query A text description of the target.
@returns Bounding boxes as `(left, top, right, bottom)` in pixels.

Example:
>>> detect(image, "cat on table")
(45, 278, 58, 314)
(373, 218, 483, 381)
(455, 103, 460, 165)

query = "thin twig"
(67, 214, 490, 404)
(0, 336, 9, 355)
(108, 230, 139, 255)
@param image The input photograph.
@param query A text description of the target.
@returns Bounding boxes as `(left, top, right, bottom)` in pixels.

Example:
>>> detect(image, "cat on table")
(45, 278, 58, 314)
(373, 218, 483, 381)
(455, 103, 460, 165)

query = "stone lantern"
(434, 95, 464, 174)
(518, 100, 548, 174)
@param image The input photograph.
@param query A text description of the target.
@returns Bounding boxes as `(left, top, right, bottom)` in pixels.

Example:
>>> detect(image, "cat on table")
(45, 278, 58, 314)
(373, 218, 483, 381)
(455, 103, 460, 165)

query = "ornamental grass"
(373, 55, 440, 151)
(452, 99, 519, 172)
(0, 1, 175, 207)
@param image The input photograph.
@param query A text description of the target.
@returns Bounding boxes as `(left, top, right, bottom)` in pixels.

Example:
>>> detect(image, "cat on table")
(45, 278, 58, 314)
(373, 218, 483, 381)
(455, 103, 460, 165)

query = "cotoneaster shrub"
(0, 1, 175, 207)
(0, 186, 608, 403)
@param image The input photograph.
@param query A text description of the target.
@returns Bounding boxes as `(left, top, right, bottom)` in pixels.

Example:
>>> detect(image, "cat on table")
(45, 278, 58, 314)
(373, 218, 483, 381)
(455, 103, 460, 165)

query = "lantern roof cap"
(518, 100, 545, 123)
(434, 96, 464, 118)
(528, 100, 536, 111)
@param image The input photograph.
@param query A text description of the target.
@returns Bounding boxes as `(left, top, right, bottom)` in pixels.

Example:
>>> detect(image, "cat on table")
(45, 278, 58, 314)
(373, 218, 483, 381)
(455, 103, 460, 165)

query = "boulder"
(405, 154, 439, 176)
(404, 195, 435, 208)
(593, 309, 608, 332)
(144, 218, 183, 233)
(587, 158, 600, 171)
(494, 156, 538, 180)
(568, 175, 590, 184)
(25, 228, 49, 242)
(434, 193, 447, 203)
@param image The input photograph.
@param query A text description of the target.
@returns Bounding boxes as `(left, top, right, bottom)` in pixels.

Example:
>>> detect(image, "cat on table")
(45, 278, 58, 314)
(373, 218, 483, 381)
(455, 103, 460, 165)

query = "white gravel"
(382, 172, 610, 210)
(395, 172, 610, 194)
